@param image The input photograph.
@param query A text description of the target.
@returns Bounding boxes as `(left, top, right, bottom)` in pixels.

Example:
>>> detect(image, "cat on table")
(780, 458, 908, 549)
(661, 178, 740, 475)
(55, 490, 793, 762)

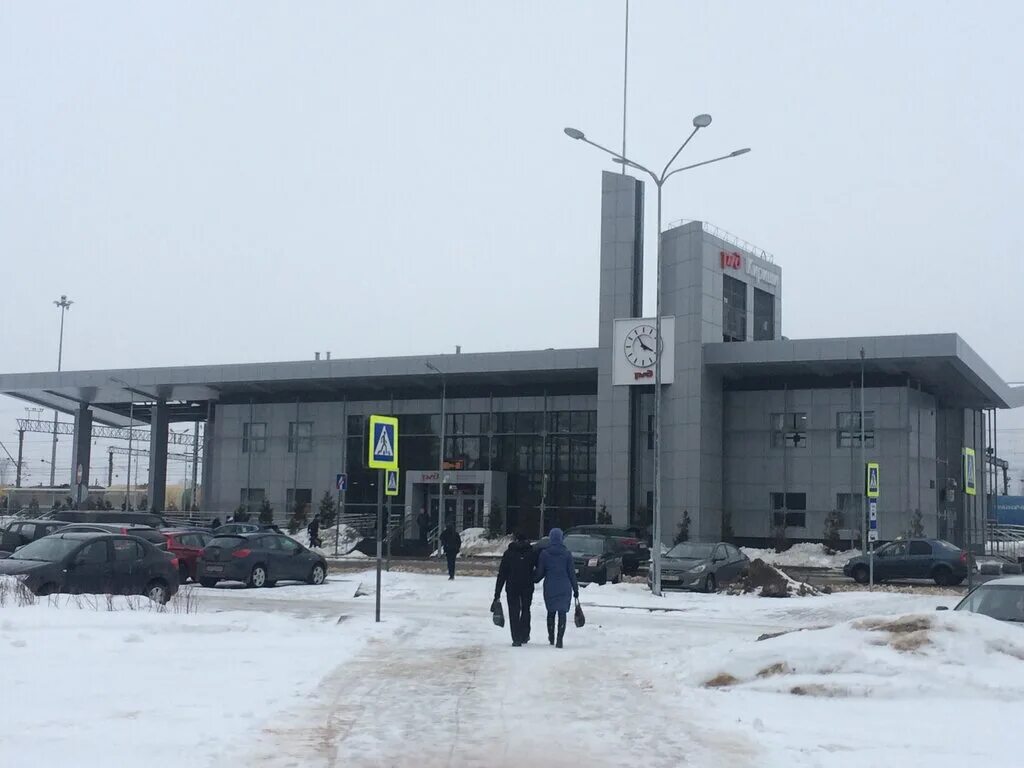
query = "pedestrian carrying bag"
(574, 599, 586, 628)
(491, 598, 505, 628)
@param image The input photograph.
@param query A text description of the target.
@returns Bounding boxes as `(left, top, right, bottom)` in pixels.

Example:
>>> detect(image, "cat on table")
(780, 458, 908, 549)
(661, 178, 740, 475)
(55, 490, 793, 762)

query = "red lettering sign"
(633, 369, 654, 380)
(720, 250, 742, 270)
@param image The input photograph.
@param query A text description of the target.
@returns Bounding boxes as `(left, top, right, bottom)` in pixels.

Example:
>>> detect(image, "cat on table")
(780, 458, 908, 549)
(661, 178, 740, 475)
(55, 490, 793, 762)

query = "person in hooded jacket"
(534, 527, 579, 648)
(494, 530, 537, 646)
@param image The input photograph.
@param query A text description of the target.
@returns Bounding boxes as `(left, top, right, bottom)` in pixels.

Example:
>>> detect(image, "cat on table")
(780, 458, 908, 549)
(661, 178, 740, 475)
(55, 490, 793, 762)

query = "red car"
(162, 529, 213, 583)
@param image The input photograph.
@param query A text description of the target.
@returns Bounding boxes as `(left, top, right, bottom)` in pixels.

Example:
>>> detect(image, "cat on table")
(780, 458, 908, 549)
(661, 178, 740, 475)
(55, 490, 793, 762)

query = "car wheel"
(952, 576, 965, 586)
(611, 568, 621, 585)
(248, 565, 268, 588)
(308, 563, 326, 585)
(851, 565, 869, 584)
(178, 563, 190, 584)
(145, 580, 170, 605)
(932, 567, 953, 587)
(704, 574, 717, 593)
(199, 578, 218, 588)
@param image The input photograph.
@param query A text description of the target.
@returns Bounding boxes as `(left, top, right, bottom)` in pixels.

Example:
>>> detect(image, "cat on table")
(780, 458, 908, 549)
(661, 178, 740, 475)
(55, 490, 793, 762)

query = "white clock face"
(624, 324, 659, 368)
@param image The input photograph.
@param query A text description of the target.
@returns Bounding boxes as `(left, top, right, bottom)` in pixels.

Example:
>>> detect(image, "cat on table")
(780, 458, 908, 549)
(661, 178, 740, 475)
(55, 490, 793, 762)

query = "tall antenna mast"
(621, 0, 630, 173)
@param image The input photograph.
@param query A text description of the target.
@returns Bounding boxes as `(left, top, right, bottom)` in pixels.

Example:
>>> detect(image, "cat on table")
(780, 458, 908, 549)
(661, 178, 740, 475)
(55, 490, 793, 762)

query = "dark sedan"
(564, 534, 624, 585)
(843, 538, 969, 586)
(0, 532, 179, 603)
(566, 525, 650, 575)
(197, 532, 327, 588)
(651, 541, 750, 593)
(0, 519, 67, 555)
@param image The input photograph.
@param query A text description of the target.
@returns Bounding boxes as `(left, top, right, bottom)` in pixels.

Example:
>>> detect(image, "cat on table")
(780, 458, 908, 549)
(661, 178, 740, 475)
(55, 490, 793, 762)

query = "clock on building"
(624, 323, 659, 368)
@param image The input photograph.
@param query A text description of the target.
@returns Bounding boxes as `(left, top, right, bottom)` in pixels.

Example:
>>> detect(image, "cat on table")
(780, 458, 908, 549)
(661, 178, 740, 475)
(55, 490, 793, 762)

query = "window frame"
(242, 422, 267, 454)
(770, 412, 808, 448)
(112, 538, 145, 562)
(837, 411, 876, 448)
(74, 539, 110, 565)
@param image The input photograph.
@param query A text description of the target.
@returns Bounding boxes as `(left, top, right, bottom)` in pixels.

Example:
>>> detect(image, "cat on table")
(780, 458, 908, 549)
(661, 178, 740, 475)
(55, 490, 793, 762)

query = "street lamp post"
(564, 118, 750, 596)
(426, 362, 447, 556)
(51, 295, 73, 486)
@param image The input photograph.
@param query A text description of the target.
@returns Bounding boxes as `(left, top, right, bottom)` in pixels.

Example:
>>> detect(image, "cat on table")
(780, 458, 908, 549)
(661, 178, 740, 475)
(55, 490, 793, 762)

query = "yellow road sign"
(865, 462, 880, 499)
(963, 447, 977, 496)
(385, 469, 399, 497)
(368, 415, 399, 470)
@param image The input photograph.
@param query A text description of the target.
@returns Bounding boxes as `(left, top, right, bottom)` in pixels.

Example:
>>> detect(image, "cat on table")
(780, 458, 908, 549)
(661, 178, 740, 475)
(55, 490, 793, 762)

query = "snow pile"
(292, 523, 362, 555)
(741, 542, 860, 569)
(0, 575, 198, 612)
(432, 527, 512, 557)
(693, 611, 1024, 699)
(459, 527, 512, 557)
(725, 559, 823, 598)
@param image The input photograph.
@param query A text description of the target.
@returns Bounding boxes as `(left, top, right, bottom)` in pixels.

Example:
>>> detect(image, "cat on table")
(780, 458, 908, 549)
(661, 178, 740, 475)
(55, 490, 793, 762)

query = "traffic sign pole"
(334, 473, 348, 557)
(376, 469, 383, 623)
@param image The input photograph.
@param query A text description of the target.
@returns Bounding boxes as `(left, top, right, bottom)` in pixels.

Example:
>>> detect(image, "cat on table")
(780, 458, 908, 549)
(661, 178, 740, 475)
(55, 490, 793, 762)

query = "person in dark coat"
(417, 508, 430, 545)
(210, 517, 221, 530)
(307, 514, 321, 549)
(534, 527, 578, 648)
(494, 530, 537, 646)
(440, 523, 461, 580)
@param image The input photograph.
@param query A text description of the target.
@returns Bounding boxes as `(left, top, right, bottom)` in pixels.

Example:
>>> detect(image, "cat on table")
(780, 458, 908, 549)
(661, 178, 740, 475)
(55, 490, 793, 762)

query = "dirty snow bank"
(692, 611, 1024, 699)
(725, 559, 823, 597)
(432, 527, 511, 557)
(741, 542, 860, 569)
(292, 523, 362, 555)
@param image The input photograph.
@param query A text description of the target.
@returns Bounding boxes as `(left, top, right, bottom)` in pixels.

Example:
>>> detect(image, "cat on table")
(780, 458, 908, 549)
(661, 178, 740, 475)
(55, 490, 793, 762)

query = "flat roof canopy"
(0, 348, 599, 425)
(704, 334, 1024, 409)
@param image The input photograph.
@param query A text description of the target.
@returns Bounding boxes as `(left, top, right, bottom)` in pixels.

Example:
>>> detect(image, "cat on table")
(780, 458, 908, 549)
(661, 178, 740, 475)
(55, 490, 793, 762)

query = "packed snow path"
(236, 577, 774, 768)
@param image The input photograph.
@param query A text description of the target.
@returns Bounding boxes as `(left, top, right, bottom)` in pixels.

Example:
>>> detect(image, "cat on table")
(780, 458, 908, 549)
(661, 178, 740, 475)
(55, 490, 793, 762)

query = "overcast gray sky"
(3, 1, 1024, 484)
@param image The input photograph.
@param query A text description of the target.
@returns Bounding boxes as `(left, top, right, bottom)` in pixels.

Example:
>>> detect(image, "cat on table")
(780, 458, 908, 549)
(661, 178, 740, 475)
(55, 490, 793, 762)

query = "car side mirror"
(935, 606, 949, 611)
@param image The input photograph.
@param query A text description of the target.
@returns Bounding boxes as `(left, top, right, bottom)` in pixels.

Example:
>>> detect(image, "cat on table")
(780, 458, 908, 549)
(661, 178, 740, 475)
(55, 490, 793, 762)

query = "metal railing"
(985, 522, 1024, 561)
(665, 219, 776, 264)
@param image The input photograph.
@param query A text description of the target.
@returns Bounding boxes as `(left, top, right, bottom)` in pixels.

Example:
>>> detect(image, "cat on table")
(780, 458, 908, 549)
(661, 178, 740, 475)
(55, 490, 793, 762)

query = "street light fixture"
(50, 295, 73, 487)
(425, 361, 447, 556)
(564, 115, 751, 596)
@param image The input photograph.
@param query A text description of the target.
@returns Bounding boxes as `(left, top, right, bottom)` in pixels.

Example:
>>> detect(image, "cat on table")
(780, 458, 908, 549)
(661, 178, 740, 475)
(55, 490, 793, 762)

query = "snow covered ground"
(2, 567, 1021, 767)
(431, 526, 512, 557)
(742, 541, 861, 568)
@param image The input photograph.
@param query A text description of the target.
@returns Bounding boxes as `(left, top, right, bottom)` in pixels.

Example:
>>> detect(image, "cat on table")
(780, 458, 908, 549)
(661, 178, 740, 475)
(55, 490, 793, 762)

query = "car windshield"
(564, 536, 604, 556)
(666, 543, 716, 559)
(933, 540, 961, 553)
(956, 584, 1024, 622)
(9, 537, 81, 562)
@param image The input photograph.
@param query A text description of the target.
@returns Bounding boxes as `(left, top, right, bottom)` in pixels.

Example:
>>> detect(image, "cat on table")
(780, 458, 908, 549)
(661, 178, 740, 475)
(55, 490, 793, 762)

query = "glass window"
(496, 413, 516, 434)
(516, 412, 543, 434)
(113, 539, 144, 561)
(771, 412, 808, 448)
(667, 542, 715, 559)
(908, 540, 933, 556)
(254, 535, 279, 550)
(239, 488, 265, 515)
(955, 584, 1024, 621)
(772, 512, 807, 528)
(837, 411, 876, 448)
(346, 415, 364, 437)
(879, 541, 908, 557)
(753, 287, 774, 341)
(75, 540, 109, 564)
(401, 414, 437, 435)
(286, 488, 312, 516)
(722, 274, 747, 342)
(278, 537, 302, 554)
(726, 544, 742, 560)
(480, 413, 492, 434)
(9, 537, 82, 562)
(288, 422, 312, 453)
(242, 422, 267, 453)
(18, 523, 36, 539)
(713, 545, 727, 560)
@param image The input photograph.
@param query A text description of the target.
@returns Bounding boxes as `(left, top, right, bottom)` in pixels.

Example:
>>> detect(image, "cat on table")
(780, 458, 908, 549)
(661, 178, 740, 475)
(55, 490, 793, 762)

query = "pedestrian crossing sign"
(865, 462, 880, 499)
(368, 415, 399, 470)
(963, 447, 977, 496)
(385, 469, 399, 497)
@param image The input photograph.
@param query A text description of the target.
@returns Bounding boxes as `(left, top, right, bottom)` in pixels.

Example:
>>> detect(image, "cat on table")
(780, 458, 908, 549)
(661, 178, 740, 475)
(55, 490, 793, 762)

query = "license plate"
(663, 575, 680, 582)
(205, 565, 224, 574)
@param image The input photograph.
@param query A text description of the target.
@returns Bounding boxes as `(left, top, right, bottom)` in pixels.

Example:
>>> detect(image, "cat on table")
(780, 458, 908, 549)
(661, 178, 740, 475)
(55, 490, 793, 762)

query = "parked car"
(162, 529, 213, 583)
(652, 541, 750, 593)
(0, 519, 67, 556)
(566, 524, 650, 575)
(47, 510, 166, 528)
(0, 531, 179, 603)
(564, 533, 624, 585)
(197, 532, 327, 588)
(55, 523, 170, 551)
(843, 538, 969, 586)
(944, 576, 1024, 623)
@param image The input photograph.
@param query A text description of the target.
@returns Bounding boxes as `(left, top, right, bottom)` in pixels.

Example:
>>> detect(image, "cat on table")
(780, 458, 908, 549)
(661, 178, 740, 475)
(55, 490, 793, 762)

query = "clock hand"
(638, 339, 654, 352)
